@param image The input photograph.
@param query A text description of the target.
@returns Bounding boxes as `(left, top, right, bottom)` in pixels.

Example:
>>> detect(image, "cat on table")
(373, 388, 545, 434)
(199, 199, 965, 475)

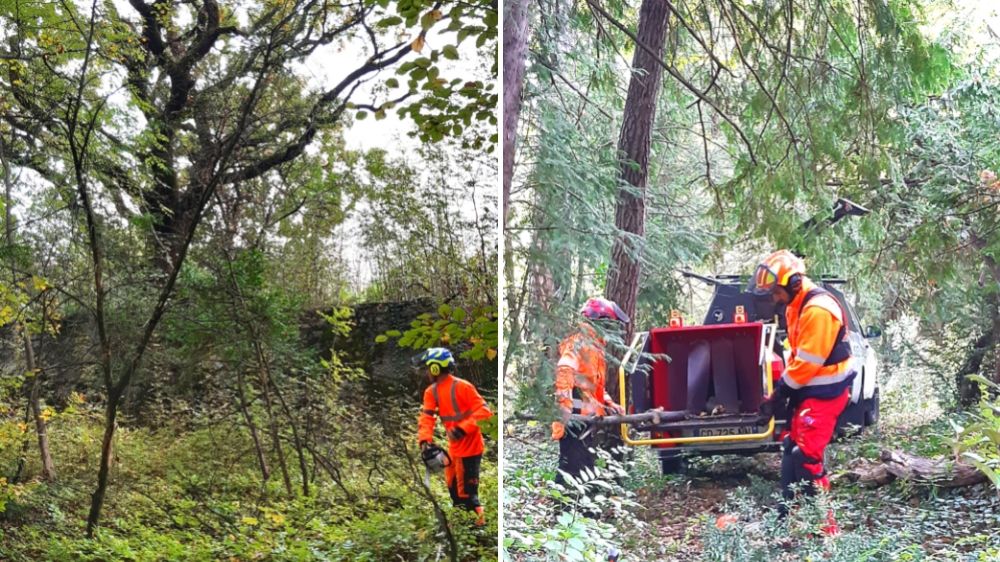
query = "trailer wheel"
(864, 388, 880, 427)
(659, 455, 687, 475)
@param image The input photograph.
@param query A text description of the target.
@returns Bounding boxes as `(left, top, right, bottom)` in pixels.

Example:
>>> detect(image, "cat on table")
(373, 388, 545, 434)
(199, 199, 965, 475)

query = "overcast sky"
(298, 26, 485, 153)
(293, 24, 495, 288)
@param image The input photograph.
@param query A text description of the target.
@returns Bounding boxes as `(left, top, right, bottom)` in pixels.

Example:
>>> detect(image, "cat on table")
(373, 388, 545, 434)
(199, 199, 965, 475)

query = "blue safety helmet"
(416, 347, 454, 376)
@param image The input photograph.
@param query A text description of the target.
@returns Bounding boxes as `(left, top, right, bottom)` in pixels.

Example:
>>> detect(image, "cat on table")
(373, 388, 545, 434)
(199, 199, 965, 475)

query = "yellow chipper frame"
(610, 320, 782, 461)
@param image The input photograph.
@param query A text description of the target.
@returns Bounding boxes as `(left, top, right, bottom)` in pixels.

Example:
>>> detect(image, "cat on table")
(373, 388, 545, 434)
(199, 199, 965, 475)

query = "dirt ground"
(504, 421, 1000, 561)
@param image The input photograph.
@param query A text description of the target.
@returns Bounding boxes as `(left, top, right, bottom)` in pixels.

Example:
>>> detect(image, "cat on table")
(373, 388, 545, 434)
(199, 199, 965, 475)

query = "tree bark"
(236, 369, 270, 483)
(502, 0, 530, 228)
(26, 328, 56, 481)
(87, 387, 122, 535)
(957, 277, 1000, 406)
(604, 0, 670, 339)
(2, 134, 55, 482)
(271, 377, 311, 497)
(260, 372, 295, 496)
(845, 450, 988, 488)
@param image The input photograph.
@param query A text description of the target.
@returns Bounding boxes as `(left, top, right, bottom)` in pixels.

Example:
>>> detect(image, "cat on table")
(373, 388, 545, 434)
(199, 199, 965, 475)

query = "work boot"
(474, 506, 486, 527)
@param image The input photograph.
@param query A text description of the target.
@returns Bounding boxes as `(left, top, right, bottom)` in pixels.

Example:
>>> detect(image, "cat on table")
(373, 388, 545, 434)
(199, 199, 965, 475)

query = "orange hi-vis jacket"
(554, 324, 619, 420)
(418, 374, 492, 458)
(782, 277, 855, 399)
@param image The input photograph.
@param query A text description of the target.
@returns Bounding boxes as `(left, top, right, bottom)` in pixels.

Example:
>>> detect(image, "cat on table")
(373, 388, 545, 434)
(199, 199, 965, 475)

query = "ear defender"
(429, 363, 441, 376)
(786, 273, 802, 294)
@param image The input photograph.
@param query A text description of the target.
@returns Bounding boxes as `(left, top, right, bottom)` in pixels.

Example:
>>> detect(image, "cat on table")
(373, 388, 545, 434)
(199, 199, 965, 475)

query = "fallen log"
(843, 459, 895, 487)
(880, 449, 988, 487)
(843, 450, 987, 488)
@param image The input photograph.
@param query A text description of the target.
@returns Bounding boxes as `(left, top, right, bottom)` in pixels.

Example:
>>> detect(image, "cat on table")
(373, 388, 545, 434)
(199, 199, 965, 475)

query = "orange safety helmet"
(750, 250, 805, 296)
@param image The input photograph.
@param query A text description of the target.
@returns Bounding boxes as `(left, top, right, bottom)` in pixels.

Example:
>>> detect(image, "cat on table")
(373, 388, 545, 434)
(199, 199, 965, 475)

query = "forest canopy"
(1, 0, 498, 559)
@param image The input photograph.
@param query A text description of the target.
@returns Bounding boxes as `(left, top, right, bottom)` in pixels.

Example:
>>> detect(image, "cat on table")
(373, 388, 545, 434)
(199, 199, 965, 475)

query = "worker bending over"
(551, 297, 629, 484)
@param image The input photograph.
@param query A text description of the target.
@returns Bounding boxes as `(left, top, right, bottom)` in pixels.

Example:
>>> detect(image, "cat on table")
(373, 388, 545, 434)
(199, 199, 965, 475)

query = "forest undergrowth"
(503, 415, 1000, 562)
(1, 405, 497, 561)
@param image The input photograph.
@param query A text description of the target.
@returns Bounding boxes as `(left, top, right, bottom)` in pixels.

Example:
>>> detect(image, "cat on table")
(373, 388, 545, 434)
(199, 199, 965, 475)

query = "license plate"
(693, 426, 762, 437)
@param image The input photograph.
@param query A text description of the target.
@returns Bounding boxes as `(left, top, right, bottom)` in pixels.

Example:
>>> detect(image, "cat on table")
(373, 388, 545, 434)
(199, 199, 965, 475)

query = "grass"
(1, 407, 497, 561)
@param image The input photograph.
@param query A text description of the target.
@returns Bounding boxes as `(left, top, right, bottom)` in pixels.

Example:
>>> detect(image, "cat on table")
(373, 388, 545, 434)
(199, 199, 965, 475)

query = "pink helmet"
(580, 297, 630, 324)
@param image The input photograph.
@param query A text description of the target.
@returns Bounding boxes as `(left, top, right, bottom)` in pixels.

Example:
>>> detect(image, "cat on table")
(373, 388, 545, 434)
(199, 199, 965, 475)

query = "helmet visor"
(750, 264, 778, 296)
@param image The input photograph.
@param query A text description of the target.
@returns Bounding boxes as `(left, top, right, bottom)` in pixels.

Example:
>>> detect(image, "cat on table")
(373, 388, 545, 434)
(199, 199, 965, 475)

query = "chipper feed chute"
(618, 322, 777, 446)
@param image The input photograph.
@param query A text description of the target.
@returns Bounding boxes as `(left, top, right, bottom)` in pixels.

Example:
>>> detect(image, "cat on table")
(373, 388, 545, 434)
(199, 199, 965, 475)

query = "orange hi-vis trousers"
(781, 388, 850, 505)
(445, 455, 482, 511)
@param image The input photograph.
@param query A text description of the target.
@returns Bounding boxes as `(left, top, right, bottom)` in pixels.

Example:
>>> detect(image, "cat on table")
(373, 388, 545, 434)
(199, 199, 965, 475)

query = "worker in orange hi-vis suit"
(416, 348, 492, 526)
(551, 297, 629, 485)
(752, 250, 856, 536)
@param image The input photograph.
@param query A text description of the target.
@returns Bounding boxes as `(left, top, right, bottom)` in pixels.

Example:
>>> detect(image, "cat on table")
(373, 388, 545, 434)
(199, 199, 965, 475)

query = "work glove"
(759, 380, 789, 418)
(551, 421, 565, 440)
(551, 419, 589, 440)
(447, 427, 467, 441)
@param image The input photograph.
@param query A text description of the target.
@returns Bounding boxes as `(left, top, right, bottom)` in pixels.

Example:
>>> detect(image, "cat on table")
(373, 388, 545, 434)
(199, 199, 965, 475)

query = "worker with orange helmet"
(751, 250, 855, 535)
(551, 297, 629, 484)
(416, 348, 493, 526)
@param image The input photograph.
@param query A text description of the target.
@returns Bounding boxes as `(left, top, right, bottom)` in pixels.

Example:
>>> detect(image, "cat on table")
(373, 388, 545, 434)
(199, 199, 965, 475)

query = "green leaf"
(374, 335, 388, 343)
(355, 111, 368, 120)
(442, 45, 459, 60)
(964, 455, 1000, 490)
(376, 16, 403, 27)
(438, 303, 451, 318)
(477, 413, 498, 441)
(966, 374, 1000, 390)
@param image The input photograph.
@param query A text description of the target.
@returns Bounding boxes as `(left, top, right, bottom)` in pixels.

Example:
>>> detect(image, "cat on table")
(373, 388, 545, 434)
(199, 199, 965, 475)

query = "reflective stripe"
(802, 370, 853, 387)
(804, 293, 844, 323)
(782, 368, 852, 389)
(786, 369, 853, 389)
(570, 398, 607, 416)
(782, 373, 804, 389)
(796, 349, 827, 365)
(797, 287, 852, 367)
(557, 355, 580, 370)
(437, 378, 474, 422)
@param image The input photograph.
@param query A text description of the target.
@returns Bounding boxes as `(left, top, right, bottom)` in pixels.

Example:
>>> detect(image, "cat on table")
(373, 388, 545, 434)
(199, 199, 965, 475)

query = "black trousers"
(446, 455, 482, 510)
(556, 426, 624, 485)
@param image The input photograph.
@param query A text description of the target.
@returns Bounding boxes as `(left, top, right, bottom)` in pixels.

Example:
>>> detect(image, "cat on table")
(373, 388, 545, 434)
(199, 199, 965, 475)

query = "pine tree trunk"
(502, 0, 530, 228)
(604, 0, 670, 337)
